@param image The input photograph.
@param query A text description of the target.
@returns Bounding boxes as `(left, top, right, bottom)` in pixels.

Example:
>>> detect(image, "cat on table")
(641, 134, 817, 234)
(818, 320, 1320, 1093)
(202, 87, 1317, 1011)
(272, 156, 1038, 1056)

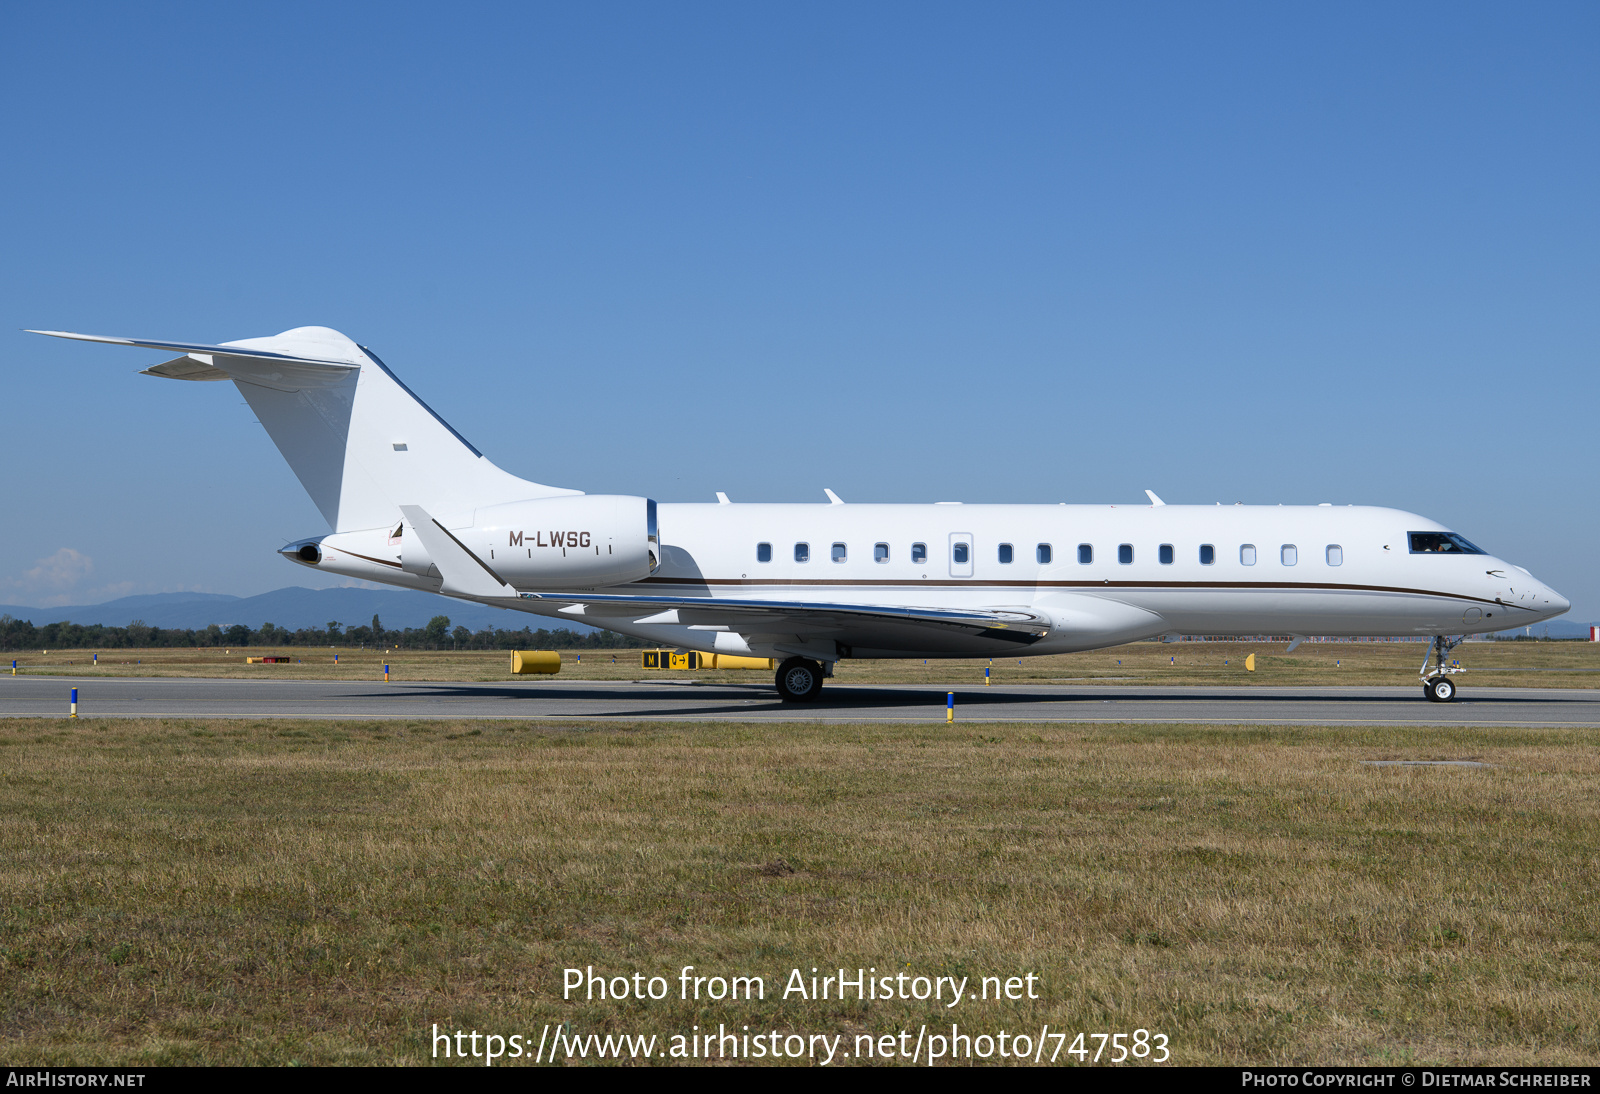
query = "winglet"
(1145, 490, 1166, 506)
(397, 505, 516, 599)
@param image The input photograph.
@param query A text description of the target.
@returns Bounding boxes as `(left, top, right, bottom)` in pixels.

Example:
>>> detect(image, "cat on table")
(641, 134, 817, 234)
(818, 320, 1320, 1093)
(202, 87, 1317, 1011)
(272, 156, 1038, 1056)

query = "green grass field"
(9, 637, 1600, 689)
(2, 715, 1596, 1065)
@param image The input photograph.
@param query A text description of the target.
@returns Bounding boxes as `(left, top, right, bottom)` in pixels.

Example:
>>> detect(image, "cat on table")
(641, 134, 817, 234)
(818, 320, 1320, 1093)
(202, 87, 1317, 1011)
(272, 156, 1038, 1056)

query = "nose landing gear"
(1424, 675, 1457, 702)
(1422, 635, 1465, 702)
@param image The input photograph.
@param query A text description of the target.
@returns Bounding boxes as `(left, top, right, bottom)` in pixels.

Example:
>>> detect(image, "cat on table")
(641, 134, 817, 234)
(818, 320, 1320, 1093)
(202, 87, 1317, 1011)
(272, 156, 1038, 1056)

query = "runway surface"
(5, 676, 1600, 725)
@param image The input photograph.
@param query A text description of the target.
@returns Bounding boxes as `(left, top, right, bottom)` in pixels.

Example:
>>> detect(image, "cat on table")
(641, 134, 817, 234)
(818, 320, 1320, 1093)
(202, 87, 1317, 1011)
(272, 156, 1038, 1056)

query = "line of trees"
(0, 613, 646, 652)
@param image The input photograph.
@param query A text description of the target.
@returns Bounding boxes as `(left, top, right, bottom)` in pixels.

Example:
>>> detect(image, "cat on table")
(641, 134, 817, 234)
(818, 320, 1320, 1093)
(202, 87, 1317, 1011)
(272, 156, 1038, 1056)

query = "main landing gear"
(1422, 635, 1465, 703)
(775, 657, 826, 703)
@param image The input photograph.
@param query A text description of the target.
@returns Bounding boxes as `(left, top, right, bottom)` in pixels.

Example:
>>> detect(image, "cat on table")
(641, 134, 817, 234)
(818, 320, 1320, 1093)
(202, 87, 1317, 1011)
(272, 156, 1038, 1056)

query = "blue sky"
(2, 3, 1596, 617)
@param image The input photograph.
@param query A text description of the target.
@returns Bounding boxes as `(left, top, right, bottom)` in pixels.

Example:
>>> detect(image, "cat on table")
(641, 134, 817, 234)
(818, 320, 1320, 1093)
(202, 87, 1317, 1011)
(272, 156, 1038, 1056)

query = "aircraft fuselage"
(295, 500, 1568, 659)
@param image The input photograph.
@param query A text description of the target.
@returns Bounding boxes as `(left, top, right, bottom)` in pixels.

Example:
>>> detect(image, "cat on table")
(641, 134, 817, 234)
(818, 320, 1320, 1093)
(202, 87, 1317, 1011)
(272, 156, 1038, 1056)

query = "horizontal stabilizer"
(31, 329, 358, 393)
(28, 329, 360, 367)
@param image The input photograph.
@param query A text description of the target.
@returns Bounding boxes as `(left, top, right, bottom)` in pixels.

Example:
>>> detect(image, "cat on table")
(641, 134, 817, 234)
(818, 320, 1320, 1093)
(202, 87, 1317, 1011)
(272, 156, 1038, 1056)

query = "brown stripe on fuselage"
(334, 549, 404, 570)
(634, 575, 1507, 607)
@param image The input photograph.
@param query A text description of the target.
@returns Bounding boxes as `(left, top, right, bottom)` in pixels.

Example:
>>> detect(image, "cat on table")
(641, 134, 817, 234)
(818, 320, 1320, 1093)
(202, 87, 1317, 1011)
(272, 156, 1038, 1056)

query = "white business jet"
(30, 325, 1570, 703)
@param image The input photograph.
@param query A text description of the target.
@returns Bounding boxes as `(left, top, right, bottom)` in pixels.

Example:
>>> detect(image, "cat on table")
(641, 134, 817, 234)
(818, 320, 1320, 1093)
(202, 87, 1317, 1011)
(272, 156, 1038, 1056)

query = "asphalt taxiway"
(4, 677, 1600, 725)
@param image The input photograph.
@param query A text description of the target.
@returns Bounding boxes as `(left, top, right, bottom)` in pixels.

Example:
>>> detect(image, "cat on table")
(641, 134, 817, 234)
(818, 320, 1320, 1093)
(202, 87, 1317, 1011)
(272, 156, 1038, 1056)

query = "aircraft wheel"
(776, 657, 824, 703)
(1424, 676, 1457, 703)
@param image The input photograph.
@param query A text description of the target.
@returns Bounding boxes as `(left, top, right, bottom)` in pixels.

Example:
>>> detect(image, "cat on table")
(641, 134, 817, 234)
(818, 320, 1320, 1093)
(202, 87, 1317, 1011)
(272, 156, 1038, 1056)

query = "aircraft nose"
(1546, 588, 1571, 617)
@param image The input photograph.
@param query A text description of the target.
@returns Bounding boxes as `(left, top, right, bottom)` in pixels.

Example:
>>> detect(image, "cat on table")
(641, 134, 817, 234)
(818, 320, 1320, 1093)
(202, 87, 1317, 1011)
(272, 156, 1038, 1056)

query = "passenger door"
(949, 532, 973, 578)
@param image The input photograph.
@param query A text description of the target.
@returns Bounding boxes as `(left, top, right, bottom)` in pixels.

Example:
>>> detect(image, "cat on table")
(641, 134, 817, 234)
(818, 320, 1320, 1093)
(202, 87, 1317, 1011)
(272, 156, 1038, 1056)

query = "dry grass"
(10, 637, 1600, 689)
(1, 716, 1597, 1066)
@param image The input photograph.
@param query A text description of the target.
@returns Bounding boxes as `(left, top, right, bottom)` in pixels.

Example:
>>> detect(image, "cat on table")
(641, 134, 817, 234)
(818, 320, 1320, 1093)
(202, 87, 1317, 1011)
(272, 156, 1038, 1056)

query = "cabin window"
(794, 542, 809, 563)
(1281, 544, 1298, 566)
(912, 542, 927, 564)
(1078, 543, 1093, 564)
(1037, 543, 1052, 564)
(1241, 544, 1257, 566)
(757, 542, 771, 563)
(1158, 544, 1174, 565)
(874, 542, 889, 563)
(998, 543, 1013, 564)
(1408, 532, 1486, 554)
(832, 542, 847, 563)
(1326, 544, 1343, 566)
(1118, 544, 1134, 565)
(952, 542, 969, 564)
(1199, 544, 1215, 565)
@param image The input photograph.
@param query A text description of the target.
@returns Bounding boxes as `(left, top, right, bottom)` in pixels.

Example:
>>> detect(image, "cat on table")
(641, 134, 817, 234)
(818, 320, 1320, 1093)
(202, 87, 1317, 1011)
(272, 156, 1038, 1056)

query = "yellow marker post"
(947, 692, 954, 723)
(1245, 653, 1256, 672)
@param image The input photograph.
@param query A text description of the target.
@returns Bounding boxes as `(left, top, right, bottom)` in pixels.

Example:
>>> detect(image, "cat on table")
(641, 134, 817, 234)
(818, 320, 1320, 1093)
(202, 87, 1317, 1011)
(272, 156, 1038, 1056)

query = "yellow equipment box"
(511, 650, 562, 674)
(641, 650, 774, 670)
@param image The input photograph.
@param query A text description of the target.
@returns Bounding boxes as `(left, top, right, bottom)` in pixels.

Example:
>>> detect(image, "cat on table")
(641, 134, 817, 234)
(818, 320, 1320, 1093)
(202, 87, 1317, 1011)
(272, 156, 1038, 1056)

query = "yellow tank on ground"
(511, 651, 562, 674)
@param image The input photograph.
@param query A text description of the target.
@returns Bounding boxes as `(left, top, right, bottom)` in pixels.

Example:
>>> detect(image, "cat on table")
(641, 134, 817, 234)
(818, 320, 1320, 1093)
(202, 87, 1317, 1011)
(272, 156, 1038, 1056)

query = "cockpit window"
(1409, 532, 1485, 555)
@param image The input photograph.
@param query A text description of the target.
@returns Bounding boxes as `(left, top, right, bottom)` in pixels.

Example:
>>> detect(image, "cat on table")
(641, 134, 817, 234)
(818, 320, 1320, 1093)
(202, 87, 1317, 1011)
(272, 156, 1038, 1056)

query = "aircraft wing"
(518, 591, 1052, 650)
(397, 504, 517, 599)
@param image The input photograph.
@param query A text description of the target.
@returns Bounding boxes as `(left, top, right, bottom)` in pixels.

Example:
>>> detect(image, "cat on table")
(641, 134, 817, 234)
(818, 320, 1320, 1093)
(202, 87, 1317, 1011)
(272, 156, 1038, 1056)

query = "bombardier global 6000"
(31, 326, 1570, 702)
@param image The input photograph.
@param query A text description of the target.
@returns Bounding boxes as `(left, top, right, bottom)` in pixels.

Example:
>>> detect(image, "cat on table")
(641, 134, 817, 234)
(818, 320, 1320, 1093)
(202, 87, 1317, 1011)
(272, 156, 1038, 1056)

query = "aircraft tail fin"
(30, 326, 579, 531)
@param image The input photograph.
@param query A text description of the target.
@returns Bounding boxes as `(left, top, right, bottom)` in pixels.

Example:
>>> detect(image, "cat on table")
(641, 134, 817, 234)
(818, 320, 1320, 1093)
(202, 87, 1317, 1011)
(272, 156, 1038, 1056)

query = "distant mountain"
(0, 587, 600, 634)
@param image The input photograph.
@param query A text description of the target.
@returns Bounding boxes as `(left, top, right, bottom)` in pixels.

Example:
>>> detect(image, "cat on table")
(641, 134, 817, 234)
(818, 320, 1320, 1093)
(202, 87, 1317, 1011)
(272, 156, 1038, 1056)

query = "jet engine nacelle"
(1031, 592, 1171, 653)
(469, 495, 658, 590)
